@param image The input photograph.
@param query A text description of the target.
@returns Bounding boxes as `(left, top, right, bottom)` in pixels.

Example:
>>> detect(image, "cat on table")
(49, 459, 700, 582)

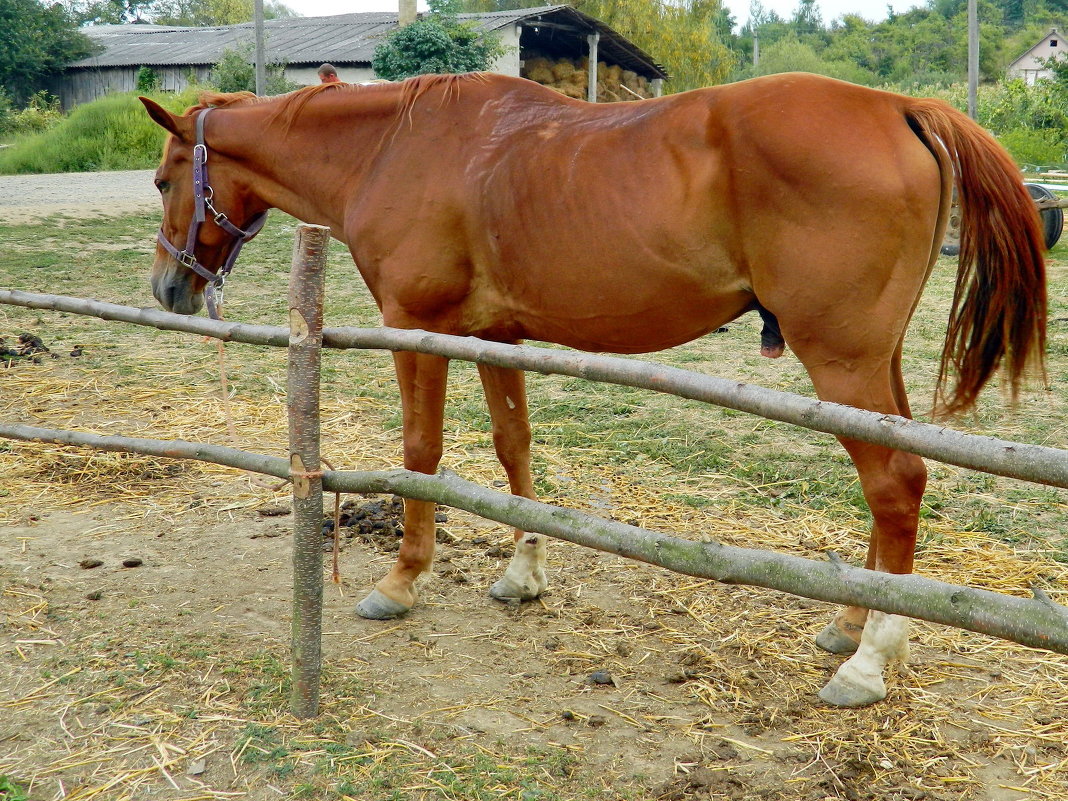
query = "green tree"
(0, 0, 95, 103)
(791, 0, 823, 37)
(371, 1, 506, 81)
(735, 35, 876, 83)
(153, 0, 295, 26)
(572, 0, 736, 90)
(65, 0, 158, 24)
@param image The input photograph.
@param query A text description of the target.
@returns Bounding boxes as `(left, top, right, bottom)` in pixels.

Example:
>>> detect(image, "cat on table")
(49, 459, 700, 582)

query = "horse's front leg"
(477, 363, 548, 602)
(356, 351, 449, 619)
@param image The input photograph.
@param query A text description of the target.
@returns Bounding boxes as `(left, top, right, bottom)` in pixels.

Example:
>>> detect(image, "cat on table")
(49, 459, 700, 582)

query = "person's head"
(317, 63, 340, 83)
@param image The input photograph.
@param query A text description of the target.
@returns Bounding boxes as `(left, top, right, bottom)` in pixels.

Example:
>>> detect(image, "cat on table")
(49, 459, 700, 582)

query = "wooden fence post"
(287, 223, 331, 718)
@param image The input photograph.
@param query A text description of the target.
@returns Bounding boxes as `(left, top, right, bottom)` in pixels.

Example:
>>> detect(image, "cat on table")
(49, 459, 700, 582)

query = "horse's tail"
(905, 98, 1046, 417)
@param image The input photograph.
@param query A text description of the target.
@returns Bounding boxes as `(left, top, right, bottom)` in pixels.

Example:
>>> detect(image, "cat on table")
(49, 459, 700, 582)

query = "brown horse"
(141, 71, 1046, 707)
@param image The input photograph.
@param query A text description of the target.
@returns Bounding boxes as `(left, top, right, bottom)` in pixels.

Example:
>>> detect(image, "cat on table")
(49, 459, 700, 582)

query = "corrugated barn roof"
(72, 6, 668, 79)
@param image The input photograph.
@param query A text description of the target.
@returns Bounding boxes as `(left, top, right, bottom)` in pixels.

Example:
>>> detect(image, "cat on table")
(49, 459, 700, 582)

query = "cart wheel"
(1025, 183, 1064, 250)
(940, 201, 961, 257)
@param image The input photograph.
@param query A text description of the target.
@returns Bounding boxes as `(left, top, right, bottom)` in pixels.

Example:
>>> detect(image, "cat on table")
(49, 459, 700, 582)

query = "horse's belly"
(505, 280, 752, 355)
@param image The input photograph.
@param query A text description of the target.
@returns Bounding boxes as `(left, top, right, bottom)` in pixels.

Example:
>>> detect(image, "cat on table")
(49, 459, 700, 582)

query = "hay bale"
(604, 64, 623, 85)
(524, 57, 554, 85)
(566, 70, 588, 89)
(552, 59, 576, 81)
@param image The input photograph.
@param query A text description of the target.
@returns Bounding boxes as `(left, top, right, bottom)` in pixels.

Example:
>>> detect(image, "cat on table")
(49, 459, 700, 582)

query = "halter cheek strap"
(156, 107, 268, 320)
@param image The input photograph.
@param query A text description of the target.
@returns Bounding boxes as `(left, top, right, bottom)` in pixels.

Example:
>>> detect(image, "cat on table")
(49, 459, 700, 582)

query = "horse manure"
(1, 332, 77, 365)
(587, 669, 615, 686)
(18, 333, 48, 353)
(85, 590, 103, 601)
(121, 557, 144, 568)
(79, 558, 104, 570)
(325, 495, 406, 552)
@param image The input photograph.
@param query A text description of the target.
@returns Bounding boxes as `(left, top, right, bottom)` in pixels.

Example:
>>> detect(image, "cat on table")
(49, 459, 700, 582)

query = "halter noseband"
(156, 107, 267, 320)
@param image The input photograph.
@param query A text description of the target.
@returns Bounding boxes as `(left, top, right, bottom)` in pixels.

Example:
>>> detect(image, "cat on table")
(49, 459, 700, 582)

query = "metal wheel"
(941, 183, 1063, 256)
(1025, 183, 1064, 251)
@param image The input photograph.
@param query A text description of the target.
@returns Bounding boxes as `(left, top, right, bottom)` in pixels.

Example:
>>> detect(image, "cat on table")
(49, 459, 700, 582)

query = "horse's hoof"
(489, 575, 542, 602)
(355, 589, 411, 620)
(818, 671, 886, 708)
(815, 621, 861, 655)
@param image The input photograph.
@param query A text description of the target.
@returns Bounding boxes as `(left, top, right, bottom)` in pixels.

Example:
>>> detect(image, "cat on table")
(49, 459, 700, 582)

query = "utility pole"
(254, 0, 266, 96)
(967, 0, 978, 119)
(753, 29, 760, 67)
(399, 0, 416, 27)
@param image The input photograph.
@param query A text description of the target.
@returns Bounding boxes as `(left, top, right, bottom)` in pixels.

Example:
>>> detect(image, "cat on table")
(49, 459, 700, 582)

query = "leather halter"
(156, 107, 268, 320)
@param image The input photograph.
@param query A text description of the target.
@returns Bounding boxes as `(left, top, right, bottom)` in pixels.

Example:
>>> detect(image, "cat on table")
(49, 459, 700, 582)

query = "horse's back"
(353, 73, 946, 354)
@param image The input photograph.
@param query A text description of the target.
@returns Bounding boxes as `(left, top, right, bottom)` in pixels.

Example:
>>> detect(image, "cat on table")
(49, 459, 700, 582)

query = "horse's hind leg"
(476, 363, 548, 601)
(813, 344, 916, 657)
(356, 351, 449, 619)
(792, 349, 927, 706)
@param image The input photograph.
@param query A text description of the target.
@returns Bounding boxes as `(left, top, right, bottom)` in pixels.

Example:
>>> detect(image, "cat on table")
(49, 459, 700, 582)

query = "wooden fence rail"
(3, 288, 1067, 489)
(1, 421, 1066, 656)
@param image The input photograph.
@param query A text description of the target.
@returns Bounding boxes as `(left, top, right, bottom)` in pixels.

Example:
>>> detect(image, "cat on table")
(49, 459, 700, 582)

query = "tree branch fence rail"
(2, 228, 1067, 716)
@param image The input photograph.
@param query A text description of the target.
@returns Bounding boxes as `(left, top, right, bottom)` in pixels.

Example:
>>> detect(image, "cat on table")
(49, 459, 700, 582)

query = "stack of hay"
(523, 56, 653, 101)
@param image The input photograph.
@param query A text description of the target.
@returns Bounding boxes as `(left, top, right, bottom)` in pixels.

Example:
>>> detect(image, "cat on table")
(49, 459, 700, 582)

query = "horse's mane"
(183, 73, 490, 134)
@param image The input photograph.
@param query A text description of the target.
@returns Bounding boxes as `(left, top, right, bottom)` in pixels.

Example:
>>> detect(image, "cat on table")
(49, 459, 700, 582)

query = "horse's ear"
(139, 96, 191, 142)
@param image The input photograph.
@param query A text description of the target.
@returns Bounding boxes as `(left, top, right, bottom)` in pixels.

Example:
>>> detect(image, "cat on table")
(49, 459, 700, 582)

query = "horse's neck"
(211, 97, 396, 236)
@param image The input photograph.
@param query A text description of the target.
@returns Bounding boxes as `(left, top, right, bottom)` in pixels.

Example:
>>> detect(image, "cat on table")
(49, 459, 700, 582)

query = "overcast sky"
(281, 0, 929, 29)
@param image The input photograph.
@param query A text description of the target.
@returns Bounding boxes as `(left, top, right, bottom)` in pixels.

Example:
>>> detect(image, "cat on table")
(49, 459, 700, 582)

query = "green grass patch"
(0, 89, 201, 175)
(0, 775, 30, 801)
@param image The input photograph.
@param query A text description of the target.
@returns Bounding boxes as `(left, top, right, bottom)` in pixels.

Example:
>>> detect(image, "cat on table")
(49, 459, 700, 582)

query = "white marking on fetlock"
(489, 533, 548, 601)
(355, 588, 414, 620)
(819, 612, 909, 707)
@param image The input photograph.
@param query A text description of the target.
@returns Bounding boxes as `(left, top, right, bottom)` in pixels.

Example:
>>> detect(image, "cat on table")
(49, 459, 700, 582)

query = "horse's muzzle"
(151, 260, 204, 315)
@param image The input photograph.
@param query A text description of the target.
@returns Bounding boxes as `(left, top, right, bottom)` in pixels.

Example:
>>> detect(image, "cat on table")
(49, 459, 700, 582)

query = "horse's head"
(140, 97, 267, 317)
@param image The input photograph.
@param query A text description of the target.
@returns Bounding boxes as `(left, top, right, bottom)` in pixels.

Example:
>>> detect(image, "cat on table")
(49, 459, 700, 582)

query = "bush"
(372, 15, 506, 80)
(997, 128, 1067, 168)
(136, 66, 161, 93)
(209, 42, 298, 94)
(0, 88, 200, 174)
(0, 90, 62, 139)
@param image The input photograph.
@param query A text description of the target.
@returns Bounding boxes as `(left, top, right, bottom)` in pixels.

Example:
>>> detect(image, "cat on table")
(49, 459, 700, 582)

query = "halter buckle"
(176, 250, 198, 269)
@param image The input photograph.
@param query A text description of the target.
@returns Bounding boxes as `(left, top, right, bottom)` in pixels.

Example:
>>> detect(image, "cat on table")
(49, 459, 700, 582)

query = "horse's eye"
(155, 180, 170, 193)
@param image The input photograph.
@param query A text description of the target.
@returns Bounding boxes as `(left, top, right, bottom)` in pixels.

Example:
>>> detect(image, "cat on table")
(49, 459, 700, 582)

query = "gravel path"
(0, 169, 158, 223)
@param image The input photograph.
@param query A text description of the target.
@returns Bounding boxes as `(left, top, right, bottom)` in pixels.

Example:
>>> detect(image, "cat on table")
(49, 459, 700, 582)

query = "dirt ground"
(1, 172, 1066, 801)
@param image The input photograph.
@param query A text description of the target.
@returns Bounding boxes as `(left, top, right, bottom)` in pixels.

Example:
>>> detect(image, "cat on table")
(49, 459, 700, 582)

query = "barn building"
(52, 6, 668, 109)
